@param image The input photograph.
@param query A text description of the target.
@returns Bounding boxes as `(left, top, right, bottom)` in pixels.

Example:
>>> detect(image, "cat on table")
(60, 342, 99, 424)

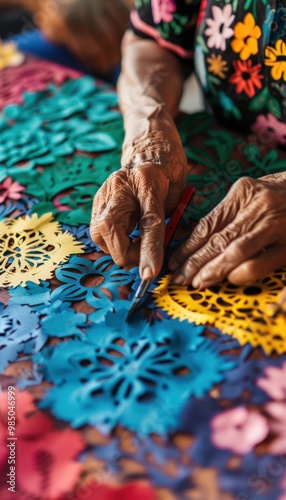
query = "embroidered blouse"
(131, 0, 286, 145)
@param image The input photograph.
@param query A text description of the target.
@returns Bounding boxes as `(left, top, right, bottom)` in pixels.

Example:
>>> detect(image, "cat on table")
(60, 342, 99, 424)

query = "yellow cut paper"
(0, 213, 84, 287)
(154, 272, 286, 356)
(0, 40, 24, 70)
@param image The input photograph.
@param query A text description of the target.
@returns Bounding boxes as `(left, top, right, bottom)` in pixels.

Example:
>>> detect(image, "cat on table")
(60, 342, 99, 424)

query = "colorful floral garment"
(132, 0, 286, 145)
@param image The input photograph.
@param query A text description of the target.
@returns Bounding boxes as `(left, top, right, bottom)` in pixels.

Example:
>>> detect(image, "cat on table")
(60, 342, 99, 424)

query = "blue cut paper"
(34, 310, 234, 435)
(52, 255, 134, 308)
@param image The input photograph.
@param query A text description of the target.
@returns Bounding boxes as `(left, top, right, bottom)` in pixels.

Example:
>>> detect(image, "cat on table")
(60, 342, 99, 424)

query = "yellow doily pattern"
(0, 40, 24, 70)
(154, 272, 286, 355)
(0, 213, 83, 287)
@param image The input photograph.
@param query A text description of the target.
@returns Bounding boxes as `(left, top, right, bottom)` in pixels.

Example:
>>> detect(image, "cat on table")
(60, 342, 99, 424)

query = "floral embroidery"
(252, 113, 286, 145)
(265, 39, 286, 80)
(231, 12, 261, 60)
(229, 60, 263, 97)
(151, 0, 176, 23)
(205, 5, 234, 51)
(270, 3, 286, 43)
(206, 54, 228, 79)
(52, 255, 133, 309)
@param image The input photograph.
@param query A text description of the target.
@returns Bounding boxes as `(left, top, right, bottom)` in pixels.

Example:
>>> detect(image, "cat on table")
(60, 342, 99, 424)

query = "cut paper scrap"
(0, 55, 80, 110)
(0, 40, 24, 71)
(154, 271, 286, 355)
(34, 310, 233, 435)
(0, 212, 83, 287)
(0, 389, 84, 499)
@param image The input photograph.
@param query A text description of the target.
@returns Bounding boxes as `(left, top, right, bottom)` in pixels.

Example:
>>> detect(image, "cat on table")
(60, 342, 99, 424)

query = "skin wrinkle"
(171, 175, 286, 287)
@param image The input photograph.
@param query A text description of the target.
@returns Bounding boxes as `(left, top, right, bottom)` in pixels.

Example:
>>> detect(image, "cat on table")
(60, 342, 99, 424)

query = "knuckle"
(140, 213, 163, 232)
(234, 176, 256, 192)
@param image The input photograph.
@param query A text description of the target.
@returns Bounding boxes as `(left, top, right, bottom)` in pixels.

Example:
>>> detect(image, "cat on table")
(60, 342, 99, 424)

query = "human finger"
(136, 172, 169, 280)
(169, 177, 256, 271)
(170, 202, 263, 286)
(191, 226, 278, 289)
(227, 246, 286, 285)
(90, 174, 140, 266)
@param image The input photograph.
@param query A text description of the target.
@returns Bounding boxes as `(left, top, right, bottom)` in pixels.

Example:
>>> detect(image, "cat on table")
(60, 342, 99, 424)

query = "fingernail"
(172, 273, 186, 286)
(169, 258, 179, 271)
(192, 275, 201, 289)
(141, 266, 153, 280)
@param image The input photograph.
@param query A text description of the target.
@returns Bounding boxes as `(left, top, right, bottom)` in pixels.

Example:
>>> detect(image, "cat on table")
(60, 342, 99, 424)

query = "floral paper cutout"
(154, 272, 286, 355)
(0, 55, 80, 110)
(210, 407, 269, 454)
(0, 303, 46, 371)
(52, 255, 133, 309)
(34, 310, 233, 434)
(0, 40, 24, 70)
(0, 213, 83, 287)
(0, 389, 84, 499)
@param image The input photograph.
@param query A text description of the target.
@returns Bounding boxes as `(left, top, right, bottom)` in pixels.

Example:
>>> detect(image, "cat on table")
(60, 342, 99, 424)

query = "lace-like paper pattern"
(154, 272, 286, 355)
(0, 213, 83, 286)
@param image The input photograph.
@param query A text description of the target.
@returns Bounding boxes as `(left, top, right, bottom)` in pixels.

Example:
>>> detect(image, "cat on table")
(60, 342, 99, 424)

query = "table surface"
(1, 54, 286, 500)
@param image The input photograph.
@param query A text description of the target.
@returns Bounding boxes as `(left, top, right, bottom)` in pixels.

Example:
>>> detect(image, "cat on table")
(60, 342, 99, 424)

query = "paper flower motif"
(0, 213, 83, 287)
(210, 407, 269, 454)
(0, 56, 80, 110)
(35, 310, 232, 434)
(154, 271, 286, 355)
(0, 303, 46, 371)
(0, 40, 24, 70)
(257, 362, 286, 400)
(257, 362, 286, 454)
(52, 255, 133, 309)
(0, 389, 84, 499)
(0, 177, 25, 203)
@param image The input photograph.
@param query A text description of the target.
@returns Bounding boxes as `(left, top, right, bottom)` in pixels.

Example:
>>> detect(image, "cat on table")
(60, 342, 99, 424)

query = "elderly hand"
(90, 132, 188, 280)
(169, 173, 286, 288)
(33, 0, 129, 73)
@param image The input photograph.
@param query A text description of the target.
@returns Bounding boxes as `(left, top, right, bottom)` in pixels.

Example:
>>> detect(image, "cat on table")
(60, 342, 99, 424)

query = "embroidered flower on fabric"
(206, 54, 228, 79)
(0, 213, 83, 287)
(210, 407, 269, 454)
(0, 389, 84, 499)
(34, 310, 233, 434)
(231, 12, 261, 60)
(229, 60, 263, 98)
(270, 3, 286, 43)
(151, 0, 176, 24)
(264, 40, 286, 82)
(252, 113, 286, 145)
(52, 255, 133, 308)
(205, 5, 234, 51)
(257, 362, 286, 454)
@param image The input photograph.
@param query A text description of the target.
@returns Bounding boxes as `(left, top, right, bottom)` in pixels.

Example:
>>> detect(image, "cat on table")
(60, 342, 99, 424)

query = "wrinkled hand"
(169, 173, 286, 288)
(34, 0, 129, 73)
(90, 137, 188, 280)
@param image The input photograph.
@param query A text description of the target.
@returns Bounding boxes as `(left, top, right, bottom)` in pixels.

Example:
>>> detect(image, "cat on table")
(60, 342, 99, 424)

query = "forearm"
(118, 30, 185, 167)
